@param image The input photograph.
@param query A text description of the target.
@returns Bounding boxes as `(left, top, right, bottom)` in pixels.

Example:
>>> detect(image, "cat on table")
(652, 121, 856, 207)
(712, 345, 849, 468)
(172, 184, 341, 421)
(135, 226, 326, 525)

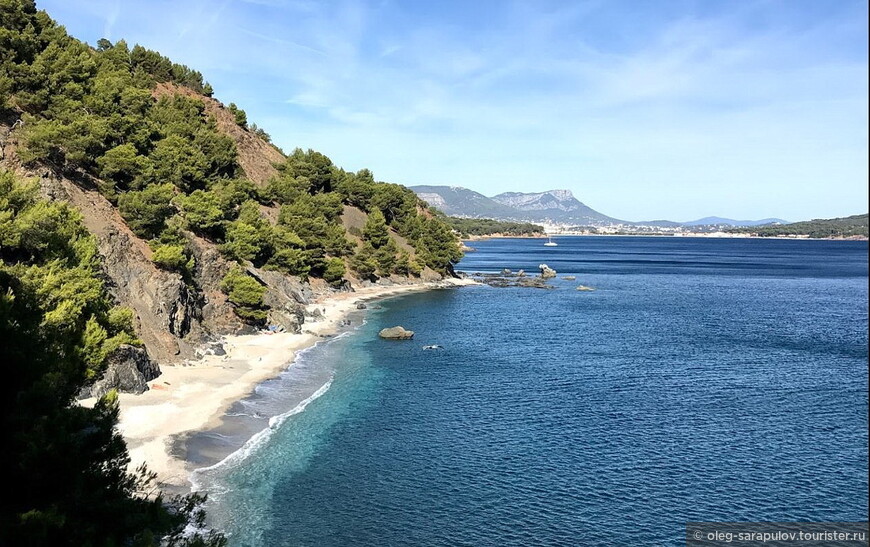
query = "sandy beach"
(93, 278, 476, 491)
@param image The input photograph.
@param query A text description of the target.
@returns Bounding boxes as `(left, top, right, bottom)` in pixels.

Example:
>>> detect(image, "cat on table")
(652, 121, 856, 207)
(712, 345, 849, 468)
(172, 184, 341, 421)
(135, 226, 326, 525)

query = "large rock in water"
(79, 344, 161, 399)
(539, 263, 557, 279)
(379, 326, 415, 340)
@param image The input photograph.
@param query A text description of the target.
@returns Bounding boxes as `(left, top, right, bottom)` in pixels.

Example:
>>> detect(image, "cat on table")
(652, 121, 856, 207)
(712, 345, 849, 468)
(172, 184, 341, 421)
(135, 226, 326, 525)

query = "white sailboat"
(544, 234, 558, 246)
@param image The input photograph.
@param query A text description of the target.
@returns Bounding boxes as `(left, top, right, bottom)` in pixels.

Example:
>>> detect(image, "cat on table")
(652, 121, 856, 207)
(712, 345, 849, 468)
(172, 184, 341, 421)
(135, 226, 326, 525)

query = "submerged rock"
(379, 326, 415, 340)
(562, 276, 576, 281)
(576, 285, 596, 291)
(518, 277, 555, 289)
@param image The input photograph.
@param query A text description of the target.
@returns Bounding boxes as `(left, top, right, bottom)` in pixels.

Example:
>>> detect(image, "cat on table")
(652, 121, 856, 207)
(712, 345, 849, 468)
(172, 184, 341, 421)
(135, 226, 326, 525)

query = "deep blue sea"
(194, 237, 868, 546)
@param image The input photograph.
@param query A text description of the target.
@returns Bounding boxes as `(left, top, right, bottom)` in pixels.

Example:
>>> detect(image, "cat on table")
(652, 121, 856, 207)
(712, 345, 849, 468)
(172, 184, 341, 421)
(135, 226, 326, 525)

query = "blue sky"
(40, 0, 868, 222)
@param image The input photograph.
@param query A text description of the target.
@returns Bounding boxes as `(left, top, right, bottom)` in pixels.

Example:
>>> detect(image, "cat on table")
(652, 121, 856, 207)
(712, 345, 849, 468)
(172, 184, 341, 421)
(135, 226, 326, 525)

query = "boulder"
(335, 279, 354, 292)
(518, 277, 555, 289)
(517, 269, 526, 277)
(501, 268, 513, 275)
(356, 302, 368, 309)
(249, 267, 313, 305)
(379, 326, 415, 340)
(539, 264, 557, 279)
(79, 344, 161, 399)
(267, 304, 305, 333)
(306, 307, 324, 320)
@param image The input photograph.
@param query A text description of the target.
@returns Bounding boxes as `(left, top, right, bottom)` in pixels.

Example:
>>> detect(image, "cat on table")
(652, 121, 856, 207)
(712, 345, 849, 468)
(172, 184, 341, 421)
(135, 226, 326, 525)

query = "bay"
(198, 236, 868, 546)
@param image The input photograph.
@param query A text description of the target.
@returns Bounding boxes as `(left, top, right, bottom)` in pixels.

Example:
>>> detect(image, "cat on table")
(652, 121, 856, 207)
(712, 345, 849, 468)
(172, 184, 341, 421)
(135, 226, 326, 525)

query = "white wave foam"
(190, 376, 334, 488)
(190, 318, 366, 493)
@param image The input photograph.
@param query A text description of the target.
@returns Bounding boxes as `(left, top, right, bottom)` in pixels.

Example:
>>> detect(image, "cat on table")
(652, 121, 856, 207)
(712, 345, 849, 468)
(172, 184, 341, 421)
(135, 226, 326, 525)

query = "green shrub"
(117, 183, 175, 239)
(174, 190, 226, 237)
(322, 257, 346, 285)
(227, 102, 247, 128)
(106, 306, 136, 334)
(266, 247, 310, 277)
(374, 238, 398, 276)
(151, 243, 194, 274)
(350, 242, 378, 279)
(221, 221, 269, 263)
(220, 265, 267, 323)
(96, 143, 152, 190)
(363, 208, 390, 248)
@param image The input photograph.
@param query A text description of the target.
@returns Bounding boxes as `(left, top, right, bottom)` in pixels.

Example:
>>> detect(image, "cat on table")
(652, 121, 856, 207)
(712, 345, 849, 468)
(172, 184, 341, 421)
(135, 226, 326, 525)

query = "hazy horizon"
(41, 0, 869, 222)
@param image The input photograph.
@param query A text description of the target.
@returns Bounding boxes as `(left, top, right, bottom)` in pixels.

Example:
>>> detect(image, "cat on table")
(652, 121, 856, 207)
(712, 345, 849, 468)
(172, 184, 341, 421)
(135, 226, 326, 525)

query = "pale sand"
(91, 278, 476, 490)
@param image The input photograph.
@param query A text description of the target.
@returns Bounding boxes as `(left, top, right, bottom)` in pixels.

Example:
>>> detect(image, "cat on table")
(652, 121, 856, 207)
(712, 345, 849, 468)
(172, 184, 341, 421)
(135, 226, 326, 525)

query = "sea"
(190, 236, 868, 546)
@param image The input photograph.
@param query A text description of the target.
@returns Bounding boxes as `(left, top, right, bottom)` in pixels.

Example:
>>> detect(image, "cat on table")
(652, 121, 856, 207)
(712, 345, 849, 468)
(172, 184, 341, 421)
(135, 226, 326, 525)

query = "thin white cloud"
(237, 27, 327, 56)
(36, 0, 869, 220)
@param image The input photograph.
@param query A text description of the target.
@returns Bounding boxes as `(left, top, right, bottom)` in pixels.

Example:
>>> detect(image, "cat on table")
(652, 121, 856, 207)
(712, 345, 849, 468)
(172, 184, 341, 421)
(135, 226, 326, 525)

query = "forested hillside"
(728, 214, 868, 238)
(1, 0, 461, 543)
(0, 171, 224, 545)
(445, 216, 544, 237)
(1, 0, 461, 356)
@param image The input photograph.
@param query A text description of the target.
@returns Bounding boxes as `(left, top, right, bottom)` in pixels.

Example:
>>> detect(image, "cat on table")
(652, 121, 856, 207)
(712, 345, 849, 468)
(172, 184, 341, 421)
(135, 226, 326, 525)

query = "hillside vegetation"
(0, 0, 462, 543)
(728, 214, 868, 238)
(1, 0, 461, 320)
(0, 172, 223, 545)
(445, 216, 544, 237)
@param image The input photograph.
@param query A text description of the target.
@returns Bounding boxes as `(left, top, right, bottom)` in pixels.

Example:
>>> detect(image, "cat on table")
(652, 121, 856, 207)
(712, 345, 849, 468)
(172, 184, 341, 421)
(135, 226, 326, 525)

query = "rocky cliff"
(0, 104, 311, 367)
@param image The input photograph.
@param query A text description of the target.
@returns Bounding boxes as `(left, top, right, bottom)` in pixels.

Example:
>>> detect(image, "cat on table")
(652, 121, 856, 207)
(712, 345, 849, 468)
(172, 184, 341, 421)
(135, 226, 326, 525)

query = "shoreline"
(465, 233, 868, 241)
(99, 277, 477, 491)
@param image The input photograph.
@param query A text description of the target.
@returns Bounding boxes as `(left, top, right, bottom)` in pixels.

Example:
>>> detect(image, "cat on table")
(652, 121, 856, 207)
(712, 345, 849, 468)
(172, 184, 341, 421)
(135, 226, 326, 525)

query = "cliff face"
(38, 171, 211, 362)
(0, 101, 313, 365)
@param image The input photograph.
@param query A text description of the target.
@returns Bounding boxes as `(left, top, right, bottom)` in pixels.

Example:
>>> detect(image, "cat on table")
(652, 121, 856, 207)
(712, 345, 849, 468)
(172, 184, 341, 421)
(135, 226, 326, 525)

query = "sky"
(39, 0, 868, 222)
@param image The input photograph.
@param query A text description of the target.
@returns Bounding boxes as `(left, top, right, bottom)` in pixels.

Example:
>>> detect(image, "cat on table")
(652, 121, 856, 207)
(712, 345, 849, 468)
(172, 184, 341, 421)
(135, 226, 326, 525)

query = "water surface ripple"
(201, 237, 868, 546)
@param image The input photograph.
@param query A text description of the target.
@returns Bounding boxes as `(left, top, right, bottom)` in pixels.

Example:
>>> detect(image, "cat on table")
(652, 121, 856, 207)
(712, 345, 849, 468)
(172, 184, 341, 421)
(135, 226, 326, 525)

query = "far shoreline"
(464, 233, 868, 242)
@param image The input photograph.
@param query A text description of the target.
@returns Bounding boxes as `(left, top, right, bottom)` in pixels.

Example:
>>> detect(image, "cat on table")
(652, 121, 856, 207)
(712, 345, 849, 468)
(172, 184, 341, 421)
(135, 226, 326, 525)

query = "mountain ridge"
(411, 185, 789, 228)
(683, 216, 789, 227)
(411, 186, 623, 225)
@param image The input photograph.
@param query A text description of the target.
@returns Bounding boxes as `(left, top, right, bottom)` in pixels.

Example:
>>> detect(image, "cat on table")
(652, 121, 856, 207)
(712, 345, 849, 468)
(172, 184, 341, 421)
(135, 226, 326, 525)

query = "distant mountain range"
(411, 186, 621, 225)
(682, 216, 789, 227)
(410, 185, 788, 228)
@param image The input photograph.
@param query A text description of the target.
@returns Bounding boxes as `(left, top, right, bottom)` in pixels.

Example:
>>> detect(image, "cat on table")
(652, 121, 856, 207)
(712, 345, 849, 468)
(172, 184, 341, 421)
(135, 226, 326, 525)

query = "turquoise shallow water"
(195, 237, 868, 546)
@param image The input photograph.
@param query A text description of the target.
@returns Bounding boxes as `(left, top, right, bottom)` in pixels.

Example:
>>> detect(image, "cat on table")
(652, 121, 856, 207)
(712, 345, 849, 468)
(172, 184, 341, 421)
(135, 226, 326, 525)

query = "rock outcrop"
(470, 272, 554, 289)
(248, 267, 311, 334)
(379, 326, 415, 340)
(539, 264, 557, 279)
(37, 174, 209, 363)
(79, 344, 161, 399)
